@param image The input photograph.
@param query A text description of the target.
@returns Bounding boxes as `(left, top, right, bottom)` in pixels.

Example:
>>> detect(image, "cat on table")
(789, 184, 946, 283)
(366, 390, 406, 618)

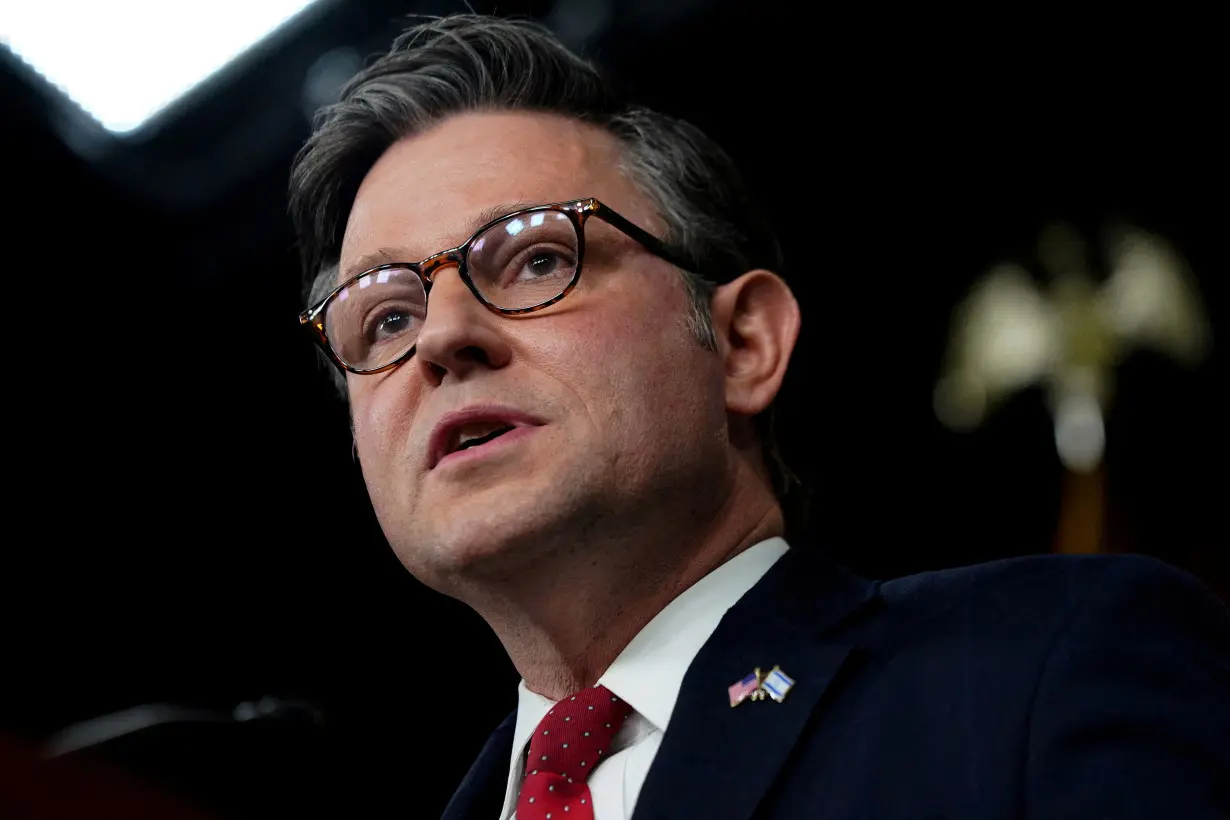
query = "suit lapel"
(632, 548, 880, 820)
(441, 711, 516, 820)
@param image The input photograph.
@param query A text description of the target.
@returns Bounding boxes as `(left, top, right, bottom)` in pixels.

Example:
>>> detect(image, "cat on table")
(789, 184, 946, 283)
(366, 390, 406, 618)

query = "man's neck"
(464, 482, 784, 700)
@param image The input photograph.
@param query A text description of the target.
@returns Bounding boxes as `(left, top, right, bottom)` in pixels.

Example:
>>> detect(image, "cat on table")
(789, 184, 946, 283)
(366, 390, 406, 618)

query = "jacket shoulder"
(877, 552, 1218, 624)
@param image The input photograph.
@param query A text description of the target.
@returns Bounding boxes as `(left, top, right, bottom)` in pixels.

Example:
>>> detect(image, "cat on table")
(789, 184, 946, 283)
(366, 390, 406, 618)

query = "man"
(289, 14, 1230, 819)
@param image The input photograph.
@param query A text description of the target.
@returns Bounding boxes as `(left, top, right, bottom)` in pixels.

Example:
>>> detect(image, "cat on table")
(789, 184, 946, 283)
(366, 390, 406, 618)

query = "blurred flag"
(728, 669, 762, 707)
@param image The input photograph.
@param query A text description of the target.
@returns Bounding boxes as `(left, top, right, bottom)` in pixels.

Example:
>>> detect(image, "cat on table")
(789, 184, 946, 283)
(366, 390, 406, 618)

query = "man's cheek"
(360, 379, 423, 449)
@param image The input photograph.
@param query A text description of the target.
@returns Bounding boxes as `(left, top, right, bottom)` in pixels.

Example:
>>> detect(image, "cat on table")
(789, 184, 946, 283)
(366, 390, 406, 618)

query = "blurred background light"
(0, 0, 325, 134)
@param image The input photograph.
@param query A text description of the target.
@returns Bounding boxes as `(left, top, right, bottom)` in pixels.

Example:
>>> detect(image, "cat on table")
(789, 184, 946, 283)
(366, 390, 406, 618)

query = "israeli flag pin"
(760, 665, 795, 703)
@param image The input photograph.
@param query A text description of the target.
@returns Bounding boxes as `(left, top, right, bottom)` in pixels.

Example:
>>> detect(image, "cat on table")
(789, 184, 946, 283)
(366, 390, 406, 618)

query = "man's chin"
(395, 510, 569, 588)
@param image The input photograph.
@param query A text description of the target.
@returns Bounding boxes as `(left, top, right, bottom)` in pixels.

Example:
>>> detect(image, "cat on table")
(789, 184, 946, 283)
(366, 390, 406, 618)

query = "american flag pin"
(728, 667, 763, 707)
(761, 665, 796, 703)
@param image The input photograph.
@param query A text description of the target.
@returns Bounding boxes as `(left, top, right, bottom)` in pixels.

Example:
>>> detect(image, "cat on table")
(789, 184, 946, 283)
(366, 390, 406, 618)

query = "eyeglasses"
(300, 197, 698, 374)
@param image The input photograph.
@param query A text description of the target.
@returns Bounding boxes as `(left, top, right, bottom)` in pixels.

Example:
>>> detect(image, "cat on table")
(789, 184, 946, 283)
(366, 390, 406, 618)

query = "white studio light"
(0, 0, 323, 134)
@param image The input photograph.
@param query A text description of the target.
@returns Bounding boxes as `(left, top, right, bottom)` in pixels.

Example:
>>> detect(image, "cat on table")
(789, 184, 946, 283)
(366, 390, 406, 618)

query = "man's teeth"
(455, 423, 514, 450)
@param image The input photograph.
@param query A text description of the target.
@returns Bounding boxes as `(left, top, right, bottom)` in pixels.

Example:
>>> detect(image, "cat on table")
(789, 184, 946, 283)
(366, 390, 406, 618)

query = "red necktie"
(516, 684, 632, 820)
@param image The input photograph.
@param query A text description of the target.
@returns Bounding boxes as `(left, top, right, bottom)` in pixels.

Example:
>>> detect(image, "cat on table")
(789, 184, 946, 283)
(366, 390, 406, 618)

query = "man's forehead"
(338, 111, 652, 277)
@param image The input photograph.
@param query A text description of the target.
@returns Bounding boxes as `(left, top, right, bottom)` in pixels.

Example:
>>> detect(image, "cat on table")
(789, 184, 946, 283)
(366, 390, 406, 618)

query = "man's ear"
(709, 270, 800, 417)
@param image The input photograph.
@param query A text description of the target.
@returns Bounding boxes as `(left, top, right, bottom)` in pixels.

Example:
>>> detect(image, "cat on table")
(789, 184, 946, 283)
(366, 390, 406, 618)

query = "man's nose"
(413, 267, 512, 385)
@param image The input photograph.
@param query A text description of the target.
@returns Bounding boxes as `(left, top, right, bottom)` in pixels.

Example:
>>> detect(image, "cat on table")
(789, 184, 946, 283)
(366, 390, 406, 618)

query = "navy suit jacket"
(442, 548, 1230, 819)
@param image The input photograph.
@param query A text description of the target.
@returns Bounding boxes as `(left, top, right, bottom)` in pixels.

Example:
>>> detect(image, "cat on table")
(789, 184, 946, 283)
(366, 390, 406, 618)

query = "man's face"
(340, 111, 732, 592)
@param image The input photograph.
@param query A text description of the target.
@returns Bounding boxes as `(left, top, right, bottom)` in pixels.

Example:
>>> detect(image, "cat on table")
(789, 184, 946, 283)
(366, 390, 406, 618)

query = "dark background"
(3, 2, 1224, 817)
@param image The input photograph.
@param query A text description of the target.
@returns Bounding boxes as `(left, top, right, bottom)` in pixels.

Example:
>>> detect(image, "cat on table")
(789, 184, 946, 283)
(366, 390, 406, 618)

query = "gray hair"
(288, 14, 806, 531)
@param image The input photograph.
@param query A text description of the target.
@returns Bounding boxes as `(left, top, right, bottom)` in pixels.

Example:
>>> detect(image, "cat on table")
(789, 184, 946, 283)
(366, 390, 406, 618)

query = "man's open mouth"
(449, 422, 516, 454)
(429, 408, 544, 469)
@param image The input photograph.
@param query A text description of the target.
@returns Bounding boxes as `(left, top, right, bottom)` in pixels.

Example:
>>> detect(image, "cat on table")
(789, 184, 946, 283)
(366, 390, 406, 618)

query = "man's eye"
(371, 308, 413, 340)
(514, 251, 569, 282)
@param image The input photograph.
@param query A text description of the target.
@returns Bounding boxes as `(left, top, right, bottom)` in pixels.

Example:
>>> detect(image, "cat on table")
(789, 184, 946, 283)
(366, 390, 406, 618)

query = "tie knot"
(524, 684, 631, 784)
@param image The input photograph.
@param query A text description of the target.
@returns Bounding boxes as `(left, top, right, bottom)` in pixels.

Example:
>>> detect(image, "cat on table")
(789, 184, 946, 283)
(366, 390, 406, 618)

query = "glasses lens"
(467, 209, 579, 309)
(324, 266, 426, 371)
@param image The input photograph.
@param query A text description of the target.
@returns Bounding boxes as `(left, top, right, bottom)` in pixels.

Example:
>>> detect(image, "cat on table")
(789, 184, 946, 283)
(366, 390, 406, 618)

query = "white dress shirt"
(499, 537, 790, 819)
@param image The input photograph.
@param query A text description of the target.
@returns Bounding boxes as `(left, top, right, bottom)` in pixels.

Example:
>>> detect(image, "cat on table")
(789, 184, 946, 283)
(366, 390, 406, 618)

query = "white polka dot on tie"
(546, 814, 551, 819)
(564, 717, 570, 722)
(565, 807, 570, 813)
(587, 705, 594, 710)
(583, 731, 590, 737)
(580, 761, 587, 767)
(562, 743, 568, 749)
(581, 798, 587, 804)
(604, 723, 610, 728)
(541, 755, 548, 761)
(570, 696, 576, 701)
(531, 770, 538, 775)
(543, 730, 549, 735)
(612, 696, 619, 702)
(549, 785, 555, 792)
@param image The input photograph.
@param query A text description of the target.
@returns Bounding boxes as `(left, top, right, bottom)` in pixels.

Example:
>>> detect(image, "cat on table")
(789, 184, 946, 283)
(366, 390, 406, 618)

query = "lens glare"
(325, 265, 426, 371)
(468, 210, 579, 309)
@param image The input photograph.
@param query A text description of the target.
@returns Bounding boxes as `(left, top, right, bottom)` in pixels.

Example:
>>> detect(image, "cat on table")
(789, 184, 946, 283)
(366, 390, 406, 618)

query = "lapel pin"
(760, 665, 795, 703)
(728, 667, 763, 707)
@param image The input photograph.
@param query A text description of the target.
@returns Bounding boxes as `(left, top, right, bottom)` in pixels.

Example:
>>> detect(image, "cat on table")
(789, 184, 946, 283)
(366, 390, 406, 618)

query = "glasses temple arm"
(592, 203, 707, 277)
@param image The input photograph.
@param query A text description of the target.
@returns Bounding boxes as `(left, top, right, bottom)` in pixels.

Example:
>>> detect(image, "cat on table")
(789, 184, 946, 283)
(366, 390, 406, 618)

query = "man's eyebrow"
(340, 200, 535, 283)
(341, 247, 406, 282)
(471, 200, 534, 231)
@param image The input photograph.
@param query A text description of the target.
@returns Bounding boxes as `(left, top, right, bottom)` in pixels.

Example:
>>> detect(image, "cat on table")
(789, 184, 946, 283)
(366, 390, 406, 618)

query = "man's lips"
(428, 405, 545, 469)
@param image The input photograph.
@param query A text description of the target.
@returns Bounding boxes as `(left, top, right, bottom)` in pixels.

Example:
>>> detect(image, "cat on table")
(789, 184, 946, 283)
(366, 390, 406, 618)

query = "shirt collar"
(510, 537, 790, 754)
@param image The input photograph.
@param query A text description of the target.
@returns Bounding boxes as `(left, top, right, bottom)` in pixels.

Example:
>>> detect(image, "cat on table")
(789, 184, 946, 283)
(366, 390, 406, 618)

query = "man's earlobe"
(710, 270, 800, 417)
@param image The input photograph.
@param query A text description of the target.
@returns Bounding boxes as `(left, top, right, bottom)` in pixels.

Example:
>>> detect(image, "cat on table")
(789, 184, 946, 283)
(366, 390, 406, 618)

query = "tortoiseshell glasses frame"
(299, 197, 700, 375)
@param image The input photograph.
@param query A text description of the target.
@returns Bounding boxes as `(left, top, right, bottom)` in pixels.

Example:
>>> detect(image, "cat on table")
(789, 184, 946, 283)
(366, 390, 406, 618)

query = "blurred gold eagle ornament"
(933, 223, 1209, 553)
(935, 223, 1209, 472)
